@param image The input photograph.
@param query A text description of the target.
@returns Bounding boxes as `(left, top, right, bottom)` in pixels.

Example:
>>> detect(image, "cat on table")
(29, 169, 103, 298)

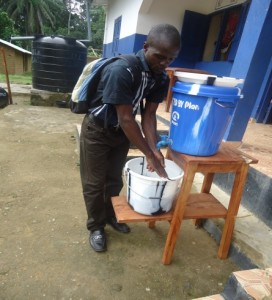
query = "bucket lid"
(172, 81, 242, 99)
(174, 72, 244, 88)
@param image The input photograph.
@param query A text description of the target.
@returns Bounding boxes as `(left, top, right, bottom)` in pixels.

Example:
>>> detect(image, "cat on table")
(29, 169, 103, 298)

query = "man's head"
(144, 24, 181, 75)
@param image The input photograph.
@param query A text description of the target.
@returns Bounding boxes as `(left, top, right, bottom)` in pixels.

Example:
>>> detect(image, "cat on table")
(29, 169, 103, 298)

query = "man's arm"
(115, 104, 168, 178)
(141, 101, 165, 167)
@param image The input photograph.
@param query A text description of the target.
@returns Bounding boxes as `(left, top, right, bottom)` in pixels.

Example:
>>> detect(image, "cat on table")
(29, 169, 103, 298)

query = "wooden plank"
(112, 193, 228, 223)
(183, 193, 228, 219)
(111, 196, 173, 223)
(195, 164, 241, 173)
(168, 143, 258, 166)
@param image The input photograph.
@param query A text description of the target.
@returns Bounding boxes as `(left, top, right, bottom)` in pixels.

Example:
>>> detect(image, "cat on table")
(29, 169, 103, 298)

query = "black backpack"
(0, 87, 8, 109)
(69, 55, 142, 114)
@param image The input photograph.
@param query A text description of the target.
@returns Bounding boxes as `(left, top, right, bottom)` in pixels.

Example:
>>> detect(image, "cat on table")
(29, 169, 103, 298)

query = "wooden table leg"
(165, 74, 176, 112)
(165, 89, 173, 112)
(148, 221, 156, 229)
(194, 173, 215, 227)
(162, 163, 198, 264)
(201, 173, 215, 193)
(218, 163, 249, 259)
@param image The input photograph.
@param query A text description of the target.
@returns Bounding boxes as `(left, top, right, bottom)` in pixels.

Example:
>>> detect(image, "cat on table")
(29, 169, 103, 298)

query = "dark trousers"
(80, 115, 130, 232)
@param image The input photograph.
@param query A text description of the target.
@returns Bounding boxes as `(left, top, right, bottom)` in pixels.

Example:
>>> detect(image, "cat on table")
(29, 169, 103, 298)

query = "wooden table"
(112, 143, 258, 265)
(164, 67, 209, 112)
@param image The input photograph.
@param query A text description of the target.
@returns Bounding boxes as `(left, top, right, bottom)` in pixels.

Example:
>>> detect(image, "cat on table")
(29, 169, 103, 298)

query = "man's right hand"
(146, 153, 168, 178)
(115, 104, 168, 179)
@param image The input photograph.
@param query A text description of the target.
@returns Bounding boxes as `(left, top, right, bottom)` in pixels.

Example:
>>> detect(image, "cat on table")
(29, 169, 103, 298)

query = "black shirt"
(90, 49, 169, 126)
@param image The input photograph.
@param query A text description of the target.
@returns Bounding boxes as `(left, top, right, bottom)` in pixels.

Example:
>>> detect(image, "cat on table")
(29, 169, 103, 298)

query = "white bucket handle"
(125, 183, 165, 200)
(215, 98, 236, 109)
(123, 168, 169, 199)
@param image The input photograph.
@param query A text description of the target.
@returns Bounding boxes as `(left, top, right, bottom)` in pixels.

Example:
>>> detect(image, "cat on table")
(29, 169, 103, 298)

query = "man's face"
(144, 42, 180, 75)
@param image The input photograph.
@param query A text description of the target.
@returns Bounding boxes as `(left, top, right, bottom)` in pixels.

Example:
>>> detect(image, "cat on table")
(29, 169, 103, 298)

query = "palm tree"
(64, 0, 92, 38)
(65, 0, 83, 35)
(5, 0, 63, 35)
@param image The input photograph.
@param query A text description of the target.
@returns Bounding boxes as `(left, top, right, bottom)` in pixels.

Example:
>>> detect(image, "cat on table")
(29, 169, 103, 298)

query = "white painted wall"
(104, 0, 247, 43)
(136, 0, 246, 35)
(137, 0, 216, 34)
(103, 0, 143, 44)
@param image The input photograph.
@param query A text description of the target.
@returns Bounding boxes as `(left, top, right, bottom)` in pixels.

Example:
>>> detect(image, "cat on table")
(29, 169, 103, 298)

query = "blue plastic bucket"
(169, 81, 242, 156)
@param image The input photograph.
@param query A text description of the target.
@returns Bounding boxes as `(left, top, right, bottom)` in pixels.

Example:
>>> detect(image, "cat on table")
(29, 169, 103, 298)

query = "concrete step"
(192, 172, 272, 270)
(193, 267, 272, 300)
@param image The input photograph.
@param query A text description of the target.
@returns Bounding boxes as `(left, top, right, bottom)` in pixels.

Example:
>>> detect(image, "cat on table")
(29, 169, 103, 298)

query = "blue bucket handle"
(215, 98, 237, 109)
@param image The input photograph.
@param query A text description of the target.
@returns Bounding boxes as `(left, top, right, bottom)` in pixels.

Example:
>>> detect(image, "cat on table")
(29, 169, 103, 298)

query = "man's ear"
(143, 42, 149, 52)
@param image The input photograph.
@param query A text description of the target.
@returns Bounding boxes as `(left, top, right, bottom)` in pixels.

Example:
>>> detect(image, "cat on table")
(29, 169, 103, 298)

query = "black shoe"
(106, 217, 131, 233)
(89, 230, 107, 252)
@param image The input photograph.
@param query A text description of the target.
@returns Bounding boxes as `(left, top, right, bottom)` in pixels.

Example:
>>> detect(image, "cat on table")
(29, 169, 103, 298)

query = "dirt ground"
(0, 95, 239, 300)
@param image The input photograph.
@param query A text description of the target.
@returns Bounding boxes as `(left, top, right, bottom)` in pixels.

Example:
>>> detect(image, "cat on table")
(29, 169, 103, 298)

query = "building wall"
(103, 0, 142, 44)
(101, 0, 272, 231)
(27, 54, 32, 72)
(0, 44, 31, 75)
(102, 0, 272, 133)
(103, 0, 246, 57)
(0, 46, 15, 74)
(137, 0, 216, 34)
(225, 0, 272, 140)
(15, 53, 24, 74)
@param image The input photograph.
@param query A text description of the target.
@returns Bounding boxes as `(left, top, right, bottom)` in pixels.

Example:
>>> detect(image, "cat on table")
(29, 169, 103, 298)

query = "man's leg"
(104, 131, 130, 217)
(103, 129, 131, 233)
(80, 116, 110, 232)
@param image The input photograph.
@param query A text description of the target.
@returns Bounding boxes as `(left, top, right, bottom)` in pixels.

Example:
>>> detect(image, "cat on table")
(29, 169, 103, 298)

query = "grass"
(0, 72, 32, 85)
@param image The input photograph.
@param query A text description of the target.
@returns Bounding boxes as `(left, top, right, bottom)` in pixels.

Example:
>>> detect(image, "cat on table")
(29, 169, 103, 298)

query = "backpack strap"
(119, 54, 143, 90)
(70, 57, 119, 114)
(86, 55, 143, 112)
(96, 55, 144, 128)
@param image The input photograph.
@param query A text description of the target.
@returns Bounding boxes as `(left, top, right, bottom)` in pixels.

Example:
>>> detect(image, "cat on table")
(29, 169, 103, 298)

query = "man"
(79, 24, 181, 252)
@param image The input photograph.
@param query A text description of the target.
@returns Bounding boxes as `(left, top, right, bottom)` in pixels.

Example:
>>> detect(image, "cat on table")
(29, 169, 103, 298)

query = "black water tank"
(32, 36, 87, 93)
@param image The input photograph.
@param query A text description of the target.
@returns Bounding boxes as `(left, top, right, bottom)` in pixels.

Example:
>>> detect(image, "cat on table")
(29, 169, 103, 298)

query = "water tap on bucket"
(156, 135, 171, 150)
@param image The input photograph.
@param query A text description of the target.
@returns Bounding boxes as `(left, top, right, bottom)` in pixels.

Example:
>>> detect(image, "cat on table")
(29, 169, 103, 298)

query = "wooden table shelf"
(112, 193, 227, 223)
(184, 193, 227, 219)
(112, 143, 258, 265)
(112, 195, 173, 223)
